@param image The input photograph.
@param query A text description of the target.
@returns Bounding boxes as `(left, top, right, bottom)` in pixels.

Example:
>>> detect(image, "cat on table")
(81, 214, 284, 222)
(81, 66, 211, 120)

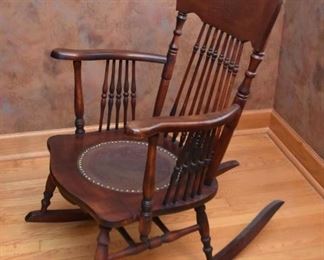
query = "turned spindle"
(99, 60, 109, 132)
(73, 61, 85, 135)
(123, 60, 129, 130)
(107, 60, 116, 130)
(115, 60, 123, 129)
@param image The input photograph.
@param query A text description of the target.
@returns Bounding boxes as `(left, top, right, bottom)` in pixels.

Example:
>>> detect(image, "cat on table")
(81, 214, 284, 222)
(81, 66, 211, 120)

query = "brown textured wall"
(274, 0, 324, 158)
(0, 0, 283, 134)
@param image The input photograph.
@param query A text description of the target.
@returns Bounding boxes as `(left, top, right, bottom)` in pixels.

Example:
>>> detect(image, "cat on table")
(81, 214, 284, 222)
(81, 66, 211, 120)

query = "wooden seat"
(39, 131, 217, 227)
(47, 131, 159, 226)
(26, 1, 284, 259)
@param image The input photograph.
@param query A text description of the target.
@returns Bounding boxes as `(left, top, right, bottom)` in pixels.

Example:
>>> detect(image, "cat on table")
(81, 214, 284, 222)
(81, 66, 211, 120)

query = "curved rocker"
(25, 209, 92, 223)
(213, 200, 284, 260)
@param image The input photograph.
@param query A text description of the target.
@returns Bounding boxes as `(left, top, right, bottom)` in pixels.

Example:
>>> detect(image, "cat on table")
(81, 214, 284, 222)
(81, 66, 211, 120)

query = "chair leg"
(25, 173, 56, 222)
(195, 205, 213, 260)
(40, 173, 56, 212)
(95, 227, 111, 260)
(25, 173, 92, 222)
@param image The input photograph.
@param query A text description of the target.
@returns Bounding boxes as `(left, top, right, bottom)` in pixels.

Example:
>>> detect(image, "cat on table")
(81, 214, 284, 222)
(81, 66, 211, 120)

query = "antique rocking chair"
(26, 0, 283, 259)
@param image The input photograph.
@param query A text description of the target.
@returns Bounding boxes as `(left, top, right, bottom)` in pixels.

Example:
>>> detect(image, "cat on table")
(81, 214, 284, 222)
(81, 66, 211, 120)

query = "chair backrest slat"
(204, 32, 228, 113)
(99, 61, 110, 132)
(107, 60, 116, 130)
(188, 27, 218, 116)
(170, 23, 207, 117)
(123, 61, 130, 131)
(168, 29, 245, 130)
(115, 60, 123, 129)
(195, 29, 221, 115)
(179, 25, 213, 117)
(131, 61, 137, 120)
(222, 42, 244, 110)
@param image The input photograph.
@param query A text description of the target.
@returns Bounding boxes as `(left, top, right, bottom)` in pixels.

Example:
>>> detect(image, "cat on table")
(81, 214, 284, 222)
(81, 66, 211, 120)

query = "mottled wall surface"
(274, 0, 324, 157)
(0, 0, 283, 134)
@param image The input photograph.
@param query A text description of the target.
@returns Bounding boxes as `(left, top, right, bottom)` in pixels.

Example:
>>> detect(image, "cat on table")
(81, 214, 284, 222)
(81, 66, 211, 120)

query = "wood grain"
(270, 111, 324, 187)
(1, 133, 323, 259)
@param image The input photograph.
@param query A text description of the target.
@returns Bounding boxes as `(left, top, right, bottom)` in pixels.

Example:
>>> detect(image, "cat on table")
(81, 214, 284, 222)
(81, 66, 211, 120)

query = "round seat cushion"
(78, 140, 177, 193)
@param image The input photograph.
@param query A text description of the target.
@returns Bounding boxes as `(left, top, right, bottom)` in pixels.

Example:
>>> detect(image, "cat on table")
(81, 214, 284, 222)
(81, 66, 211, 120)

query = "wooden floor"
(0, 132, 323, 259)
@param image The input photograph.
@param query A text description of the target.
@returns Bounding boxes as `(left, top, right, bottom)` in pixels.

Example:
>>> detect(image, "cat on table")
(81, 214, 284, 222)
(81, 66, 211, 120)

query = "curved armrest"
(51, 48, 167, 64)
(127, 104, 241, 138)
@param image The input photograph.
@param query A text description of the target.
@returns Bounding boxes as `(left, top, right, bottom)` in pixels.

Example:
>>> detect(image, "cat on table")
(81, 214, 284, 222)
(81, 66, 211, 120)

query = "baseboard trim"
(268, 130, 324, 198)
(0, 109, 271, 161)
(269, 111, 324, 188)
(0, 109, 323, 194)
(236, 109, 272, 130)
(0, 125, 98, 162)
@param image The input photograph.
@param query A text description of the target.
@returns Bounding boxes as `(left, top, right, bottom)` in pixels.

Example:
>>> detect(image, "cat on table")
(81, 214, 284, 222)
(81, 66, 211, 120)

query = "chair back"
(141, 0, 282, 240)
(153, 0, 282, 118)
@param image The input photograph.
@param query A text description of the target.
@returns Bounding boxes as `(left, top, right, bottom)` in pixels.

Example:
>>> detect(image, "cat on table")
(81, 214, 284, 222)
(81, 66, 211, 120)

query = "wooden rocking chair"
(26, 0, 283, 259)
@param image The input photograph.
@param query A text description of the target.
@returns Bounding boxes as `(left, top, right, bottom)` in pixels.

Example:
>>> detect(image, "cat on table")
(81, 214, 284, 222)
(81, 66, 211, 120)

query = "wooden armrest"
(51, 48, 167, 63)
(127, 104, 241, 138)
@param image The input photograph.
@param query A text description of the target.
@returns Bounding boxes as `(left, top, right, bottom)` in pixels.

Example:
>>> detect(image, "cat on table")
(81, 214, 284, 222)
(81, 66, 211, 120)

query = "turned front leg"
(195, 205, 213, 260)
(41, 173, 56, 212)
(95, 227, 111, 260)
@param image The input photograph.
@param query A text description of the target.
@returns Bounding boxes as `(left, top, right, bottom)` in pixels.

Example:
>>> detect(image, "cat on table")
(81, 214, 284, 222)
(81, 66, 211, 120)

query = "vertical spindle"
(179, 25, 213, 116)
(195, 29, 221, 115)
(205, 33, 229, 113)
(99, 60, 109, 132)
(189, 27, 218, 115)
(131, 61, 136, 120)
(107, 60, 116, 130)
(163, 165, 181, 205)
(170, 23, 207, 117)
(73, 61, 85, 135)
(212, 36, 235, 112)
(217, 39, 240, 111)
(223, 42, 244, 109)
(115, 60, 123, 129)
(173, 24, 213, 142)
(123, 60, 129, 130)
(183, 132, 204, 200)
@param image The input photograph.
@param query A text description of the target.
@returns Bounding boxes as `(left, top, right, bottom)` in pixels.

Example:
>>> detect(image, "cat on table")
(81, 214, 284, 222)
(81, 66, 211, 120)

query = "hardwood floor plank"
(0, 133, 323, 259)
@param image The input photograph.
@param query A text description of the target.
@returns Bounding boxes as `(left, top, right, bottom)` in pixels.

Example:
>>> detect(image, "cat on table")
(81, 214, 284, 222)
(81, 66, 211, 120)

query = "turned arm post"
(73, 61, 85, 135)
(139, 134, 159, 242)
(153, 12, 187, 116)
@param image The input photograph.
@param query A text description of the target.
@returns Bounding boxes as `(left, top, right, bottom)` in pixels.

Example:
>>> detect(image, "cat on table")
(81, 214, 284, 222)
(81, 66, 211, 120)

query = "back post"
(233, 51, 265, 110)
(153, 12, 187, 116)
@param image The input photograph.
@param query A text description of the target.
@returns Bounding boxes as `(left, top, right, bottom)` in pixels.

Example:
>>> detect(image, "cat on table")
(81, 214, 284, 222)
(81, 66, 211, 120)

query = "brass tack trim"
(78, 140, 177, 193)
